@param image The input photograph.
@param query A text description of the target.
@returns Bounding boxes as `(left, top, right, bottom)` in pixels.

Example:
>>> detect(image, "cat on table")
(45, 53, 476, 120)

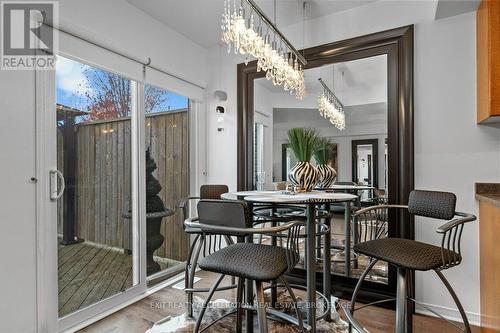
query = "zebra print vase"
(288, 161, 318, 192)
(316, 164, 337, 188)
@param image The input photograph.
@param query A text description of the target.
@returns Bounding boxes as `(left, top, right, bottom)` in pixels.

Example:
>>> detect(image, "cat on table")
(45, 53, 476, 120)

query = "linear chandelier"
(318, 78, 345, 130)
(221, 0, 307, 99)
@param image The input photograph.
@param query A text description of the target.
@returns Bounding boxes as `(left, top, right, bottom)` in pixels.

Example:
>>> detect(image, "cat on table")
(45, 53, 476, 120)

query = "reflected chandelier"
(221, 0, 307, 99)
(318, 78, 345, 130)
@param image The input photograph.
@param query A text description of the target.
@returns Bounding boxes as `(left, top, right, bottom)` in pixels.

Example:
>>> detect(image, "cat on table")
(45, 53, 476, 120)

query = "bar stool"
(179, 184, 237, 318)
(343, 190, 476, 333)
(186, 199, 306, 333)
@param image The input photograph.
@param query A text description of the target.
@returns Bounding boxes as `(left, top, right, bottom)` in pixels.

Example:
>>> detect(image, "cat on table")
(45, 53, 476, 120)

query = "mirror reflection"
(253, 54, 389, 283)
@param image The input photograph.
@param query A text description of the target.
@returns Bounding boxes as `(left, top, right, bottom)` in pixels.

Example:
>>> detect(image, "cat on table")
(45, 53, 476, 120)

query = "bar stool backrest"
(408, 190, 456, 220)
(200, 184, 229, 200)
(197, 199, 252, 236)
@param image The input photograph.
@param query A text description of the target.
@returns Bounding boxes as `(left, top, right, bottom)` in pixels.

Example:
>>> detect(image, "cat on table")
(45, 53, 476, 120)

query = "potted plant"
(314, 138, 337, 188)
(287, 128, 320, 192)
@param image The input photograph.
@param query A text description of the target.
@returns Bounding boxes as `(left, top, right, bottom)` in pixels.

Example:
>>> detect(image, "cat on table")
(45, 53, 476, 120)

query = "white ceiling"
(126, 0, 377, 48)
(256, 54, 387, 106)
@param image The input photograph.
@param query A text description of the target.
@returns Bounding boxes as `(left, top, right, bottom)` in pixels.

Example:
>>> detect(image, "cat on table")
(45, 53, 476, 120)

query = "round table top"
(316, 184, 374, 191)
(221, 190, 357, 204)
(220, 190, 276, 200)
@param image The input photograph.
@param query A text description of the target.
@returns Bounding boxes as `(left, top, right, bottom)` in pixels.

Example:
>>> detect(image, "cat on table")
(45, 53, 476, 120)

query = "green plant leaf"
(287, 128, 320, 162)
(313, 138, 338, 165)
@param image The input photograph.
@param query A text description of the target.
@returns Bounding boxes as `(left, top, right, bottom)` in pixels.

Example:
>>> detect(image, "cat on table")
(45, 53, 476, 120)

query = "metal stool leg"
(188, 235, 204, 318)
(349, 259, 378, 314)
(280, 277, 305, 332)
(193, 274, 225, 333)
(236, 278, 244, 333)
(396, 267, 407, 333)
(271, 218, 278, 308)
(435, 270, 471, 333)
(185, 235, 200, 290)
(343, 259, 378, 333)
(353, 215, 359, 269)
(254, 280, 269, 333)
(323, 204, 332, 322)
(223, 235, 236, 287)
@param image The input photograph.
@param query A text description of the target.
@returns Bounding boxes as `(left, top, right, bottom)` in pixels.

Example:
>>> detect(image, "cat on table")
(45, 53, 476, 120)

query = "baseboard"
(415, 302, 480, 327)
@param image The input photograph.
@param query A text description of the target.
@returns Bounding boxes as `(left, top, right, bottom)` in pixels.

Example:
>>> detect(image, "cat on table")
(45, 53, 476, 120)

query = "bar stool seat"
(199, 243, 295, 281)
(354, 238, 460, 271)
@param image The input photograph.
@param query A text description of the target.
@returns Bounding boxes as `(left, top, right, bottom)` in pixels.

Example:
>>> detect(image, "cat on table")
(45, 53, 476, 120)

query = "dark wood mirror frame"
(237, 25, 414, 309)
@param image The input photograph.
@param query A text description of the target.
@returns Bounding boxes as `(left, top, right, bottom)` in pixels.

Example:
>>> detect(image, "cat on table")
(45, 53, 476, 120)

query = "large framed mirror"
(237, 26, 414, 304)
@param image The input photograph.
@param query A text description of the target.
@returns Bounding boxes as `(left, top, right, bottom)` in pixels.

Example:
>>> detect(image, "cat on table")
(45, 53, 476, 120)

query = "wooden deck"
(58, 241, 179, 318)
(57, 110, 190, 262)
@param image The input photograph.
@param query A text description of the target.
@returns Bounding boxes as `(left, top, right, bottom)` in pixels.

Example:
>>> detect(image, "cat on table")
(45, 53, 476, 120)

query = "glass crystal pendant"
(221, 0, 306, 100)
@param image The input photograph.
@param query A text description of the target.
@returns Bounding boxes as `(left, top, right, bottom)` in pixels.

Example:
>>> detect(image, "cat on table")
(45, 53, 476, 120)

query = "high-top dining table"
(221, 190, 357, 333)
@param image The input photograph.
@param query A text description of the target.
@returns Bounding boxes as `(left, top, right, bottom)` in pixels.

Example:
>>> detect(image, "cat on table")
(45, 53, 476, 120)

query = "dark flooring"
(78, 270, 480, 333)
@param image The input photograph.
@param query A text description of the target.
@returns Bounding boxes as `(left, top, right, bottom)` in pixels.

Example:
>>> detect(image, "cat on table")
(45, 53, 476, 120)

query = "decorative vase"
(288, 161, 319, 192)
(316, 164, 337, 188)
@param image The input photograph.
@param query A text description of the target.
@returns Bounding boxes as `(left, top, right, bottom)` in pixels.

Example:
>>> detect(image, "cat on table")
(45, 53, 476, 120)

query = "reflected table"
(221, 190, 357, 333)
(318, 184, 375, 191)
(316, 185, 375, 265)
(316, 184, 375, 208)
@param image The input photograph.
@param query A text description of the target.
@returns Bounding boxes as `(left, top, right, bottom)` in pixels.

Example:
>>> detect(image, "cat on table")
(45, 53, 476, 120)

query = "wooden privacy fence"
(58, 110, 189, 261)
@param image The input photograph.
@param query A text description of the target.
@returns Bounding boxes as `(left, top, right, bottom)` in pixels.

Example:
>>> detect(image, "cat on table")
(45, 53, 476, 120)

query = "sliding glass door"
(50, 52, 193, 330)
(143, 83, 190, 285)
(55, 55, 139, 319)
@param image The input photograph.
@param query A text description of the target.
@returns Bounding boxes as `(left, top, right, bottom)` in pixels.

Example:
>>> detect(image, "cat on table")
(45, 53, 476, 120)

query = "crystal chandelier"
(221, 0, 307, 99)
(318, 77, 345, 130)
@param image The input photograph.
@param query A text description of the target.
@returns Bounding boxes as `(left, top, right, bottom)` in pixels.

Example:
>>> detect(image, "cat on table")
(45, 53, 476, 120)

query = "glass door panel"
(55, 55, 137, 318)
(144, 84, 190, 285)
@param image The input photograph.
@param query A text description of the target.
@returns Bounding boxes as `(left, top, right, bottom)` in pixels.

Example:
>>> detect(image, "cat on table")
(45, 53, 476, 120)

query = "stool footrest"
(184, 283, 238, 293)
(340, 303, 369, 333)
(409, 298, 466, 332)
(344, 296, 468, 333)
(240, 304, 312, 331)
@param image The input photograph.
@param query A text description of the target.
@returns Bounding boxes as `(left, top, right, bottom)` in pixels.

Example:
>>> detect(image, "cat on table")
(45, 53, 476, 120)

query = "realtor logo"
(1, 1, 57, 70)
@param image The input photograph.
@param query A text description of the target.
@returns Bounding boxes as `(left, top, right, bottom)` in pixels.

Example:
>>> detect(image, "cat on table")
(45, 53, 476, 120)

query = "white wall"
(57, 0, 208, 88)
(0, 1, 209, 332)
(205, 46, 244, 190)
(205, 2, 500, 324)
(413, 12, 500, 322)
(0, 70, 38, 333)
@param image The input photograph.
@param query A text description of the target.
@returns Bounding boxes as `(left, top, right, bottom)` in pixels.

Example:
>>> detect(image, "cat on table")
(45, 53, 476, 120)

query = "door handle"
(49, 169, 65, 201)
